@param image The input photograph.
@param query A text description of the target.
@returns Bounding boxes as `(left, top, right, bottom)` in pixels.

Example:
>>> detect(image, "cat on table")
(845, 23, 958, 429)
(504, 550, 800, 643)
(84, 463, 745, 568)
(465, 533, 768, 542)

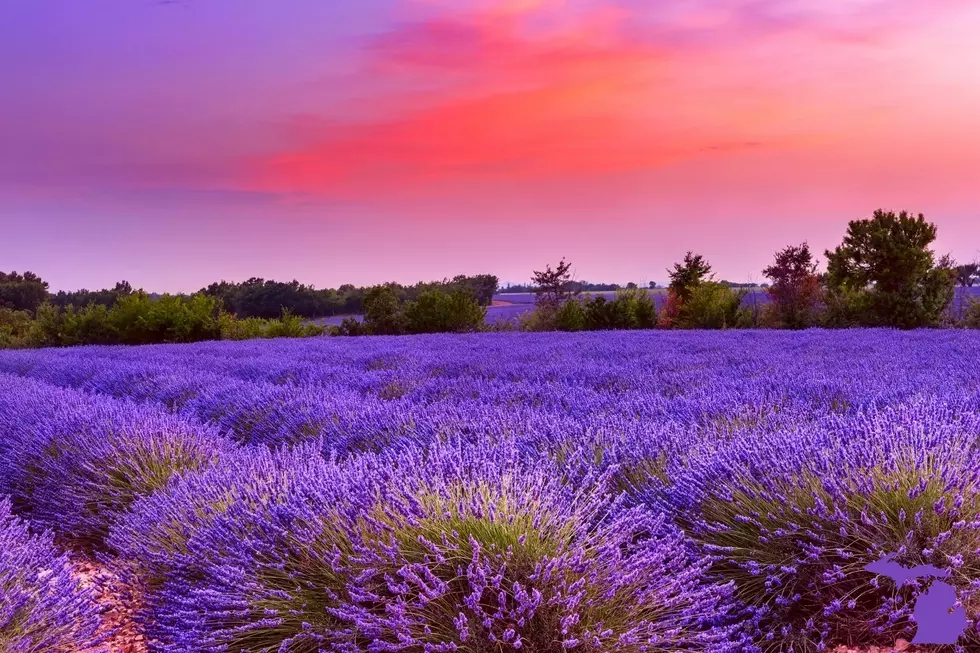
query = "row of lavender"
(2, 331, 980, 651)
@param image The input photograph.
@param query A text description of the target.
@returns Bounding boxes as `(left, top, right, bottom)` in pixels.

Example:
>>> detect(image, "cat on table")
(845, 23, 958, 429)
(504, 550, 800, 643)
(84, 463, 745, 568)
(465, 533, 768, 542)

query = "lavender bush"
(0, 374, 233, 549)
(668, 399, 980, 651)
(3, 330, 980, 650)
(0, 497, 105, 651)
(111, 439, 740, 652)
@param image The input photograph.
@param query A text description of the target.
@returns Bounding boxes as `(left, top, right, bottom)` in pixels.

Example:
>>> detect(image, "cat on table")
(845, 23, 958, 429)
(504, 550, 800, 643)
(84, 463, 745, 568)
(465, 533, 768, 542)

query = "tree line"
(2, 209, 980, 347)
(518, 210, 979, 332)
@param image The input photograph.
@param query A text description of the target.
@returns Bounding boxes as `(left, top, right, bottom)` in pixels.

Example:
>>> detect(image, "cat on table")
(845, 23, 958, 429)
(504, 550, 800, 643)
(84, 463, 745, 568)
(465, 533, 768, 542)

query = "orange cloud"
(251, 0, 980, 201)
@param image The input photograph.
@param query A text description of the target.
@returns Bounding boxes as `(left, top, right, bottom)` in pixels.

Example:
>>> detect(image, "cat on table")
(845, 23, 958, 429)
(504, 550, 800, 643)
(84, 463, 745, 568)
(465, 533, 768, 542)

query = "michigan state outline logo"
(865, 553, 968, 645)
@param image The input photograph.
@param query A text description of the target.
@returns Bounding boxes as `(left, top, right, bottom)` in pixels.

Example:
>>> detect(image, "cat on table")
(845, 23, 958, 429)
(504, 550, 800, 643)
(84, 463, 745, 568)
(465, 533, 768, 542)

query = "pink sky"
(1, 0, 978, 291)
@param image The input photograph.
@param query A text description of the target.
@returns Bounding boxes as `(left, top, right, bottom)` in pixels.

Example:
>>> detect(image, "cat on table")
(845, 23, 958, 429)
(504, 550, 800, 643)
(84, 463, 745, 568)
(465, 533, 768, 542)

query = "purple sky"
(2, 0, 979, 292)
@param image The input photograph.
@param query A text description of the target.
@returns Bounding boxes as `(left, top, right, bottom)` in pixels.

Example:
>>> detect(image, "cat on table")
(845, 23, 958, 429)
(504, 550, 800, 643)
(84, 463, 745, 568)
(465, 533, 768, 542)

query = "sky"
(1, 0, 979, 292)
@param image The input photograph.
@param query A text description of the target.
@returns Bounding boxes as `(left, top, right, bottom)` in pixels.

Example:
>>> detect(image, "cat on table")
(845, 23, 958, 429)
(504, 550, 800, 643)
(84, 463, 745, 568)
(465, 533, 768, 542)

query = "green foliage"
(332, 317, 367, 337)
(0, 271, 49, 313)
(667, 252, 713, 303)
(403, 289, 486, 334)
(554, 289, 657, 332)
(59, 303, 116, 346)
(108, 293, 222, 345)
(49, 280, 134, 311)
(964, 299, 980, 329)
(0, 308, 33, 348)
(676, 282, 746, 329)
(5, 293, 329, 348)
(218, 314, 269, 341)
(363, 285, 406, 335)
(554, 297, 587, 331)
(218, 311, 325, 340)
(263, 310, 325, 339)
(824, 210, 956, 328)
(520, 305, 558, 332)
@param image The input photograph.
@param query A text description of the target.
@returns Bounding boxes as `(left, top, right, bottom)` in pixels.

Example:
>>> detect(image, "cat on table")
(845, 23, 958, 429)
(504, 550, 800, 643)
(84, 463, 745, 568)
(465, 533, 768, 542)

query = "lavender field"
(2, 331, 980, 652)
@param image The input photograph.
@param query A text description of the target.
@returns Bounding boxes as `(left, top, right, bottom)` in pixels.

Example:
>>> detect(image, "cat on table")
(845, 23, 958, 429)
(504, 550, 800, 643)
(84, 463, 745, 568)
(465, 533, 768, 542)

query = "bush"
(964, 299, 980, 329)
(116, 439, 739, 652)
(0, 387, 232, 550)
(669, 401, 980, 651)
(519, 304, 558, 331)
(218, 313, 268, 340)
(554, 296, 587, 331)
(403, 288, 486, 334)
(0, 308, 32, 349)
(0, 497, 105, 651)
(333, 316, 367, 336)
(111, 292, 223, 344)
(59, 303, 116, 346)
(263, 310, 325, 338)
(676, 282, 746, 329)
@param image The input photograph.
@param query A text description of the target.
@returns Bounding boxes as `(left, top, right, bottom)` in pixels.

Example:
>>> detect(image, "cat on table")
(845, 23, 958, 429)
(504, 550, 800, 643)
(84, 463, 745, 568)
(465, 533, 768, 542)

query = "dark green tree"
(954, 263, 979, 288)
(824, 210, 955, 328)
(667, 252, 713, 302)
(363, 284, 405, 335)
(531, 258, 580, 310)
(0, 271, 50, 313)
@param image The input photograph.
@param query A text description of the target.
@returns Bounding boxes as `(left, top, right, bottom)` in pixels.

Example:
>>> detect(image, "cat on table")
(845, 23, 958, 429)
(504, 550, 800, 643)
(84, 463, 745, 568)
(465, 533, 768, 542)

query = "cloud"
(252, 1, 831, 198)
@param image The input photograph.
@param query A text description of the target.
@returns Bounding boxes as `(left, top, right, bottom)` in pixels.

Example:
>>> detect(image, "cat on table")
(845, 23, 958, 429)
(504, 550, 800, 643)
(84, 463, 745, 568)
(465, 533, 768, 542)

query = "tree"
(824, 210, 956, 328)
(450, 274, 499, 306)
(0, 271, 50, 314)
(531, 258, 580, 310)
(648, 281, 658, 289)
(667, 252, 713, 302)
(762, 242, 822, 329)
(954, 263, 979, 288)
(404, 288, 486, 334)
(626, 282, 638, 290)
(362, 284, 405, 335)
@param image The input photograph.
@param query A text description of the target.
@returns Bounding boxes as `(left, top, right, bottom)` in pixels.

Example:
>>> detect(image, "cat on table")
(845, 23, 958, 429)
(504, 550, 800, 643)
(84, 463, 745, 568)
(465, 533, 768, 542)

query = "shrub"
(118, 439, 739, 652)
(111, 292, 223, 344)
(218, 313, 268, 340)
(404, 288, 486, 334)
(554, 296, 587, 331)
(964, 299, 980, 329)
(59, 303, 116, 346)
(263, 309, 325, 338)
(0, 497, 105, 651)
(669, 401, 980, 651)
(108, 443, 330, 597)
(0, 308, 32, 349)
(0, 390, 232, 550)
(520, 304, 558, 331)
(110, 443, 381, 650)
(677, 282, 746, 329)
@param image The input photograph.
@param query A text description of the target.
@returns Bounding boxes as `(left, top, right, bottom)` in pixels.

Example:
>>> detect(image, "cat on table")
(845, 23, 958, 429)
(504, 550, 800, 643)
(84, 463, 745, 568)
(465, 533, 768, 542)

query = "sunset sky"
(2, 0, 979, 292)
